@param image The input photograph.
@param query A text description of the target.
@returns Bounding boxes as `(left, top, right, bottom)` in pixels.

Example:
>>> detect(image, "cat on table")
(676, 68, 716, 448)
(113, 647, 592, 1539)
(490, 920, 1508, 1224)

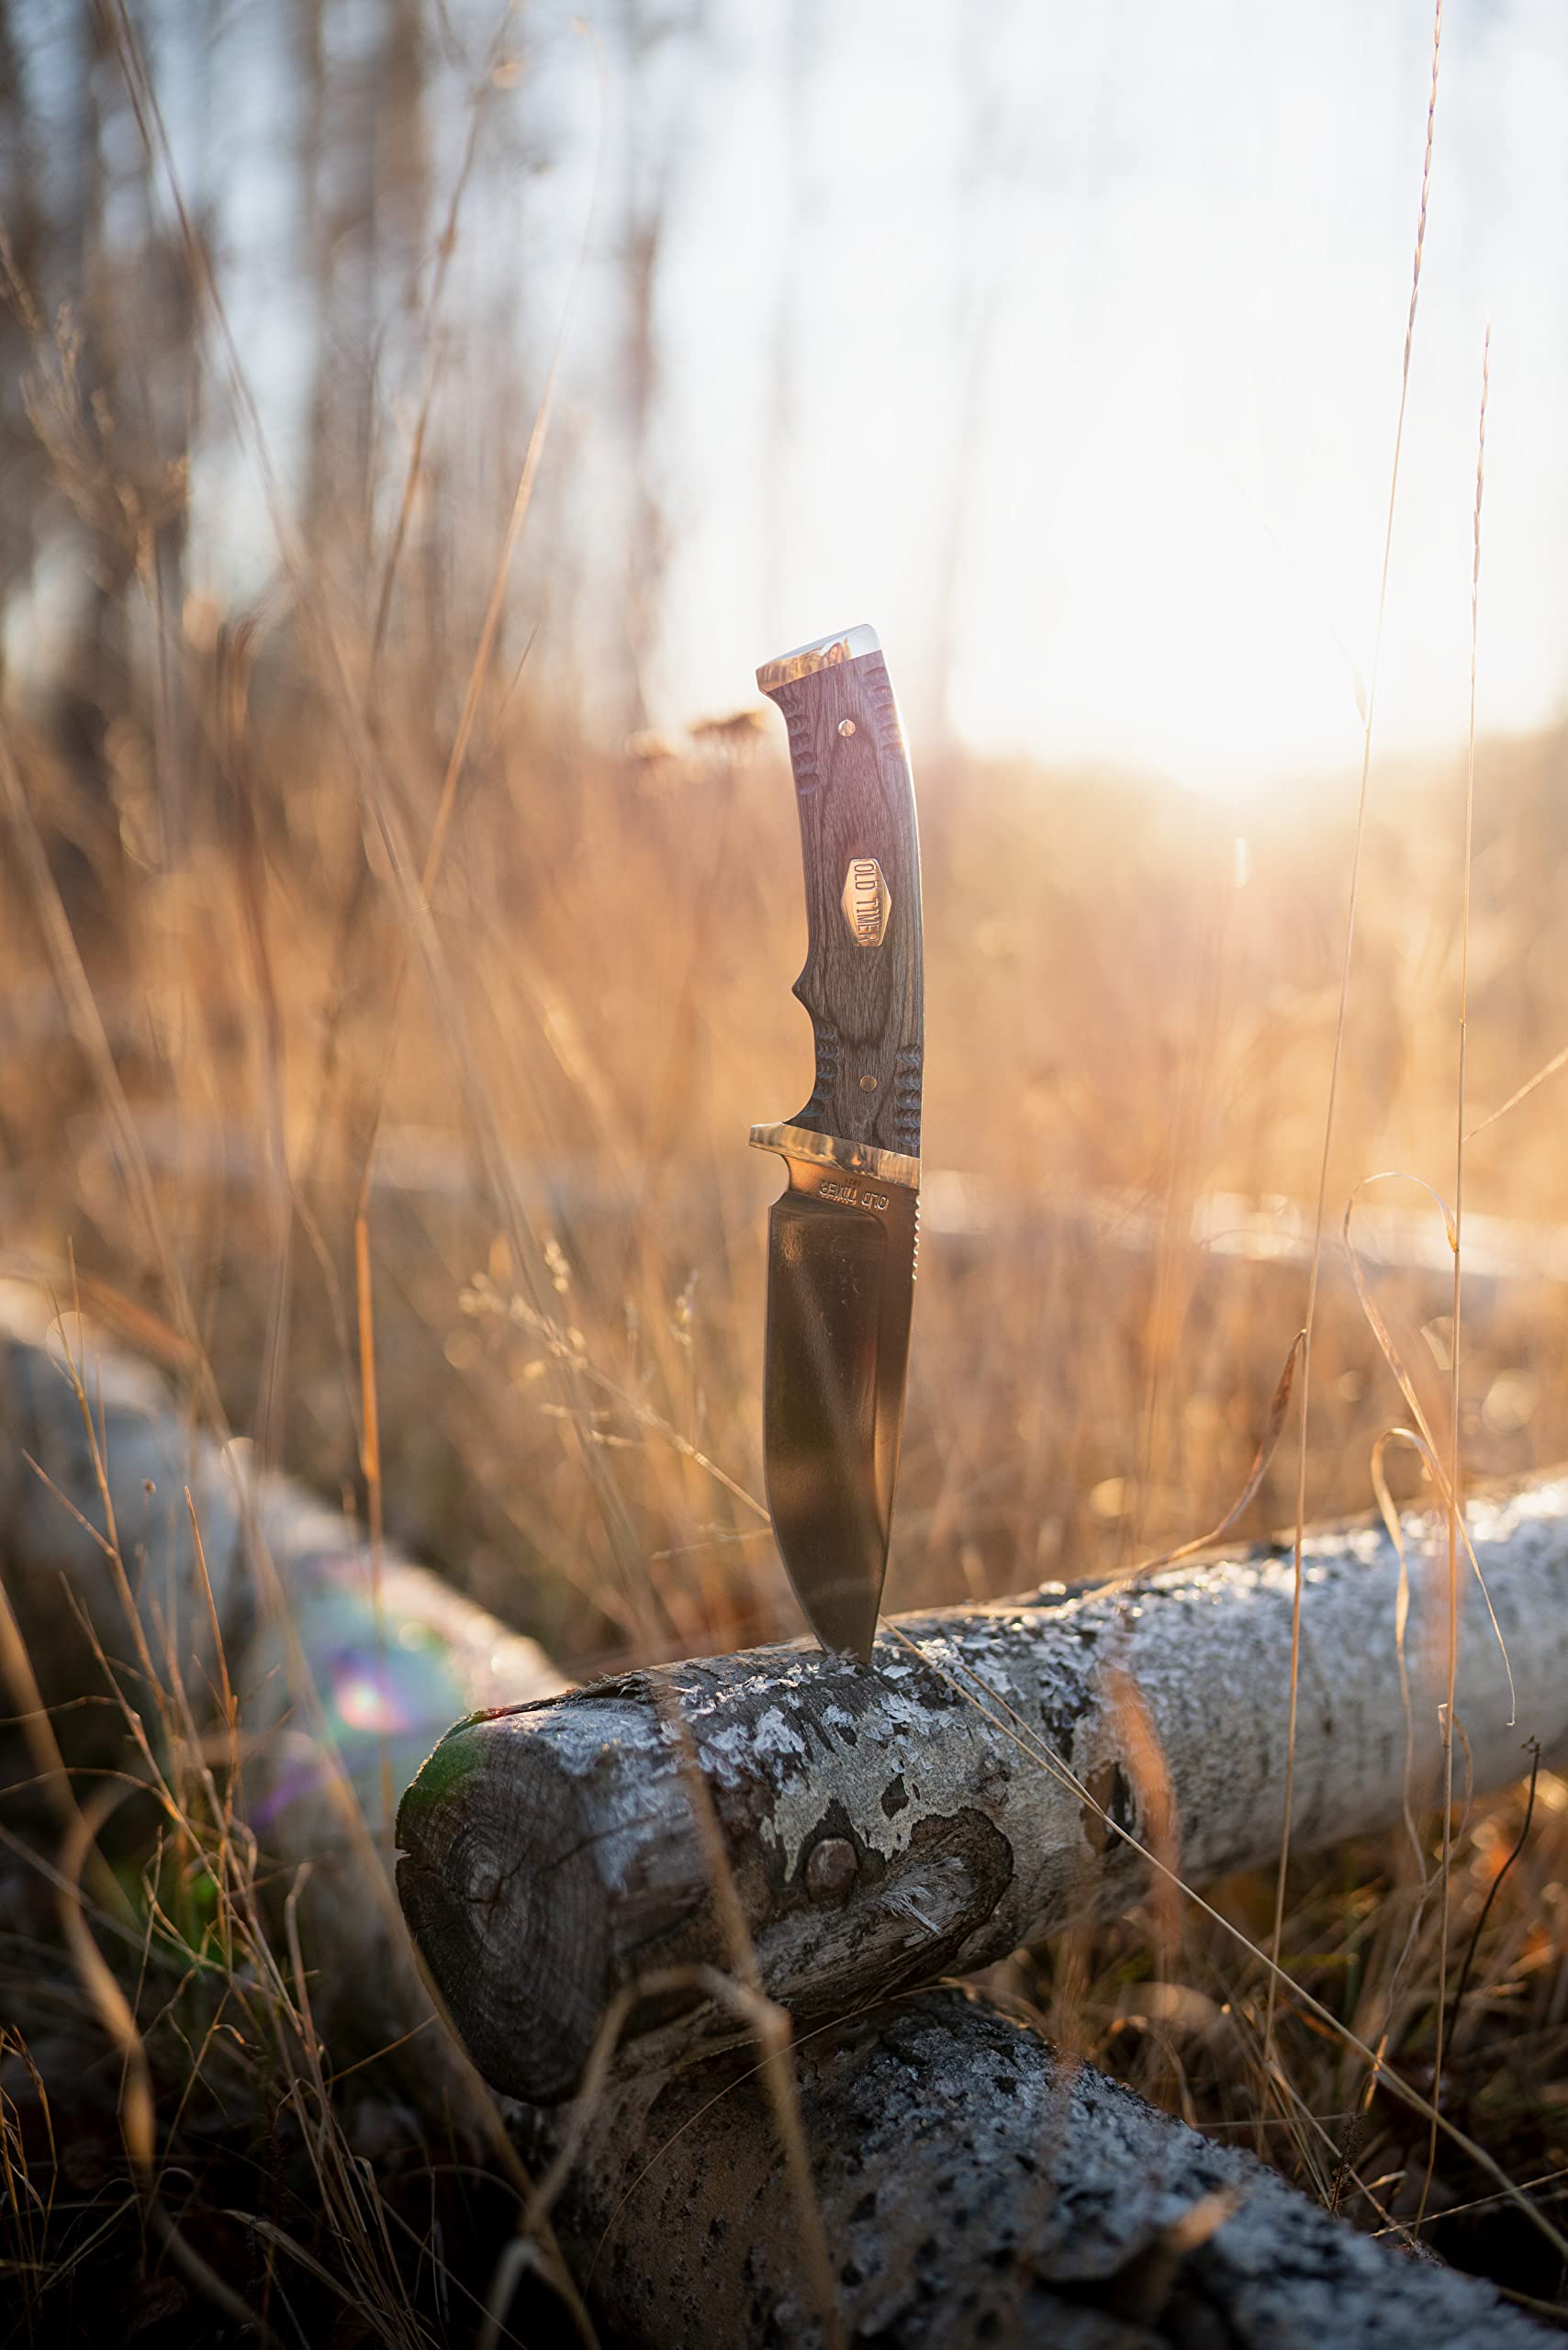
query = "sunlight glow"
(652, 0, 1568, 794)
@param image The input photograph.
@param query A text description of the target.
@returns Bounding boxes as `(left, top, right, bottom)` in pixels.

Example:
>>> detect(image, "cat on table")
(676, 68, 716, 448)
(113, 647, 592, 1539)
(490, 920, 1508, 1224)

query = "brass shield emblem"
(841, 856, 891, 948)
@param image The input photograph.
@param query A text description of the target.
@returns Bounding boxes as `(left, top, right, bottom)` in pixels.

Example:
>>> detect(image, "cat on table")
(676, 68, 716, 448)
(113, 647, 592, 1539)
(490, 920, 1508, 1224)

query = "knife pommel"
(756, 624, 924, 1161)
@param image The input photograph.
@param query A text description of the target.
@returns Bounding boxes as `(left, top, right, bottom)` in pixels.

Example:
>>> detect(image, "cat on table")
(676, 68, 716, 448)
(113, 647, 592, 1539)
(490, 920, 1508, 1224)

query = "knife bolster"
(749, 1120, 920, 1195)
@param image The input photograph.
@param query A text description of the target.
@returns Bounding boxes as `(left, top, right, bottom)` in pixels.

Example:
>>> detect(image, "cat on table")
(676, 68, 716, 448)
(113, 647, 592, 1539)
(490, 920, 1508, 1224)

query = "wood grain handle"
(759, 630, 924, 1158)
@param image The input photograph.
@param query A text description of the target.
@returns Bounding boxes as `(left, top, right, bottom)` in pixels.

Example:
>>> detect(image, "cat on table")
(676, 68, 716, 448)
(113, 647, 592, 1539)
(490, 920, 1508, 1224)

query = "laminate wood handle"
(758, 629, 924, 1158)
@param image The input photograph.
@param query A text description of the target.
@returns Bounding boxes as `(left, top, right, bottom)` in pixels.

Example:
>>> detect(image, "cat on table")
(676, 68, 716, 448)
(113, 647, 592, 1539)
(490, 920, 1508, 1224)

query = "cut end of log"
(397, 1713, 614, 2103)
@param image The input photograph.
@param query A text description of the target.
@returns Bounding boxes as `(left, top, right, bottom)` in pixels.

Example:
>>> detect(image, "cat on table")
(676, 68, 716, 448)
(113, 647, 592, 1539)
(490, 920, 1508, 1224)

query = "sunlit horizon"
(7, 1, 1566, 798)
(628, 1, 1568, 794)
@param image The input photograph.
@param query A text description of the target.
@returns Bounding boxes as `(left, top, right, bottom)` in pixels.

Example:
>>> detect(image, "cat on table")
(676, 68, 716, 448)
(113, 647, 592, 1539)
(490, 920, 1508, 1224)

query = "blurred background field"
(9, 698, 1568, 1672)
(6, 0, 1568, 2333)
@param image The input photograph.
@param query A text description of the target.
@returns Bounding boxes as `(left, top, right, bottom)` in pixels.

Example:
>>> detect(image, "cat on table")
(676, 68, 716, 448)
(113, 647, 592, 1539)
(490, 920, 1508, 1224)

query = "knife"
(751, 624, 923, 1662)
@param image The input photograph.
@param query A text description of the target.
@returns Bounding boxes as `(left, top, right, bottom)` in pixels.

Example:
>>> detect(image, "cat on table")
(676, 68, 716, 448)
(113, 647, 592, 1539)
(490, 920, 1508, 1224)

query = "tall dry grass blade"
(328, 20, 607, 1270)
(1266, 0, 1444, 2086)
(1137, 1326, 1304, 1572)
(0, 723, 215, 1411)
(576, 1990, 928, 2296)
(1359, 1424, 1464, 2114)
(516, 1964, 805, 2255)
(56, 1785, 154, 2178)
(185, 1486, 239, 1783)
(622, 1702, 846, 2347)
(148, 2195, 289, 2350)
(1467, 1041, 1568, 1139)
(354, 1207, 395, 1841)
(1340, 1181, 1515, 1717)
(1374, 2162, 1568, 2241)
(1368, 1426, 1442, 1909)
(1419, 316, 1492, 2226)
(368, 20, 511, 672)
(1449, 1738, 1538, 2055)
(419, 308, 581, 901)
(0, 1563, 95, 1850)
(102, 0, 657, 1677)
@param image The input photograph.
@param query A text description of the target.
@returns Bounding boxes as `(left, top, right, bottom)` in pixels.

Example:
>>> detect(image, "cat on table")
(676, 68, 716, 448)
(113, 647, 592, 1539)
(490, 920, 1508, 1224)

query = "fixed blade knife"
(751, 624, 923, 1663)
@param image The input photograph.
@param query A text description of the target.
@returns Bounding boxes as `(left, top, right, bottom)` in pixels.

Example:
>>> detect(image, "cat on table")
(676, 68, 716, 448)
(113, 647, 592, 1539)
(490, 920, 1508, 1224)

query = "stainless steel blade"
(753, 1124, 919, 1661)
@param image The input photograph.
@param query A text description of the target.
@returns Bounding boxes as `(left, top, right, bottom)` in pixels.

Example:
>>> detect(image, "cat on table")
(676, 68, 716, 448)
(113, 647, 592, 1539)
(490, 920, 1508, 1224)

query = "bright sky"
(610, 0, 1568, 794)
(18, 0, 1563, 801)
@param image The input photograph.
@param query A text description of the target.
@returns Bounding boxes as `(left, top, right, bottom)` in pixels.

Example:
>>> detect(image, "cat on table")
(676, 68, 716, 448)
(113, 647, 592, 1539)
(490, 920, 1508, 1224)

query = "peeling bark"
(398, 1483, 1568, 2102)
(531, 1985, 1551, 2349)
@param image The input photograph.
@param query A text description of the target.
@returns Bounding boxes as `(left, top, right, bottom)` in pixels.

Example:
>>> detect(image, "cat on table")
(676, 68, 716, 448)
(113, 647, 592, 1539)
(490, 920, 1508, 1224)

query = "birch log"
(0, 1279, 562, 2043)
(541, 1985, 1551, 2350)
(0, 1280, 563, 1765)
(0, 1282, 1553, 2346)
(398, 1485, 1568, 2101)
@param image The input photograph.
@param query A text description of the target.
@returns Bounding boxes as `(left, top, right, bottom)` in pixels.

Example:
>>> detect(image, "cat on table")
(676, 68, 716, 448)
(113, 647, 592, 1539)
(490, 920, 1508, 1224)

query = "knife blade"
(750, 624, 923, 1662)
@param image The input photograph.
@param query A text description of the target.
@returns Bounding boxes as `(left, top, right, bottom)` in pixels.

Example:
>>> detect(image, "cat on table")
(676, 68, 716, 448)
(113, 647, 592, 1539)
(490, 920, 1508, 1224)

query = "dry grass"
(4, 607, 1568, 2335)
(5, 10, 1568, 2333)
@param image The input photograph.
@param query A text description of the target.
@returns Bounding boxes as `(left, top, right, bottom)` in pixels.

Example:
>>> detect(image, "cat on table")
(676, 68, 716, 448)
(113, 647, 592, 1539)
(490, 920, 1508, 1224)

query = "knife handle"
(758, 628, 924, 1160)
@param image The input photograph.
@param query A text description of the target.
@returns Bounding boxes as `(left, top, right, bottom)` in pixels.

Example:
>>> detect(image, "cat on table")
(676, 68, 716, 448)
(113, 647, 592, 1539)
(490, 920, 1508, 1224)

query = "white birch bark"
(398, 1479, 1568, 2101)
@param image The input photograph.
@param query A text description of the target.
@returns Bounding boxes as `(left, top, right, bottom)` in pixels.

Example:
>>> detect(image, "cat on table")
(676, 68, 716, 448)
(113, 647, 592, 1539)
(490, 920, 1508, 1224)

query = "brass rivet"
(838, 719, 857, 737)
(859, 1074, 877, 1091)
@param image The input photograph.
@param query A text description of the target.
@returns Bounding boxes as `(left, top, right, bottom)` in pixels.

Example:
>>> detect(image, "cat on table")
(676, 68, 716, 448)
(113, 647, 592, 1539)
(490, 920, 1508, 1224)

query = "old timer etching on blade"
(750, 625, 924, 1662)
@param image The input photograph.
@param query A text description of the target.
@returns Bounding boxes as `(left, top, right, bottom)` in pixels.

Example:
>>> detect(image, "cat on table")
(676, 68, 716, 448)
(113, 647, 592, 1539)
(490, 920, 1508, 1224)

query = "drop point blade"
(756, 1136, 918, 1662)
